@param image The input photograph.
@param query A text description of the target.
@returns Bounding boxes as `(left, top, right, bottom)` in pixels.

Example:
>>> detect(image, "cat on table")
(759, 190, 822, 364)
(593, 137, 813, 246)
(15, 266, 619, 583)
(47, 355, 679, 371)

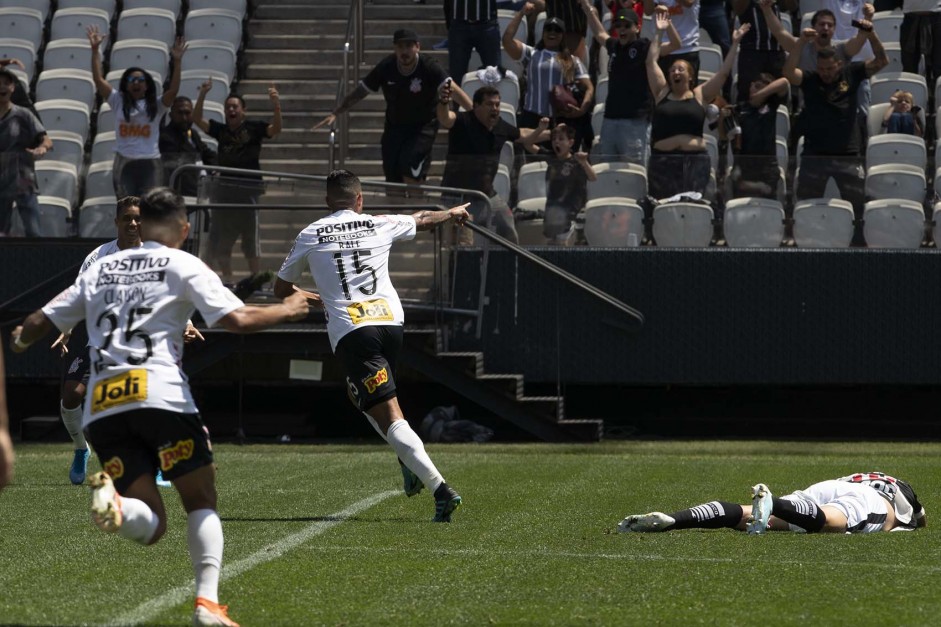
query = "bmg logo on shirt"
(119, 123, 152, 138)
(91, 369, 149, 414)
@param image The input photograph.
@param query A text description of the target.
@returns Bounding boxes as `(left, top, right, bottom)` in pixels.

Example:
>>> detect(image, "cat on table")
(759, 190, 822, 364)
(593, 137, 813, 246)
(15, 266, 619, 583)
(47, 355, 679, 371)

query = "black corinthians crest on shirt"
(361, 54, 449, 127)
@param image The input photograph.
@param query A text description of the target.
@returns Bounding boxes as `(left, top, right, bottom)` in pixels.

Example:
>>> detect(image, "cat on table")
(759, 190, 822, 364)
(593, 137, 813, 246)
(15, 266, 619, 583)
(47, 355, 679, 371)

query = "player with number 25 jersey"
(42, 241, 244, 424)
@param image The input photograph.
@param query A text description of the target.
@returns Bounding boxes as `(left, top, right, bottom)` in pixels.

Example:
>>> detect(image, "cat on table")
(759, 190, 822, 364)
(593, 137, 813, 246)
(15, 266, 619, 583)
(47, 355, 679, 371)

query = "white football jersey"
(81, 239, 124, 274)
(278, 210, 416, 350)
(838, 471, 926, 528)
(43, 241, 244, 424)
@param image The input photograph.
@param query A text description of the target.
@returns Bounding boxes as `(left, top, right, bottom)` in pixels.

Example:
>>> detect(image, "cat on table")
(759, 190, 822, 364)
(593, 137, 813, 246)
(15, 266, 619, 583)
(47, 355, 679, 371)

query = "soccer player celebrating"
(619, 472, 926, 534)
(274, 169, 468, 522)
(11, 187, 309, 626)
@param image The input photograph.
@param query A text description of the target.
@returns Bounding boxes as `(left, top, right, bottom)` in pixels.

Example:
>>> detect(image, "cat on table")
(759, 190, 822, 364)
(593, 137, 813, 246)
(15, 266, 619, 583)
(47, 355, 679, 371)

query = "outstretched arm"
(313, 84, 369, 130)
(580, 0, 610, 46)
(700, 24, 749, 103)
(862, 24, 889, 77)
(646, 11, 669, 99)
(757, 0, 797, 54)
(192, 77, 213, 133)
(87, 25, 112, 99)
(502, 4, 534, 61)
(162, 36, 187, 107)
(267, 83, 282, 137)
(218, 292, 310, 333)
(412, 204, 471, 231)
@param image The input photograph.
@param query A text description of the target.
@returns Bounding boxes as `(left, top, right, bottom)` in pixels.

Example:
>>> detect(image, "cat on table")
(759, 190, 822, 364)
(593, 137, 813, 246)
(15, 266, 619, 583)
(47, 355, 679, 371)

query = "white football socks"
(60, 401, 87, 450)
(116, 496, 159, 545)
(386, 419, 443, 493)
(187, 509, 224, 603)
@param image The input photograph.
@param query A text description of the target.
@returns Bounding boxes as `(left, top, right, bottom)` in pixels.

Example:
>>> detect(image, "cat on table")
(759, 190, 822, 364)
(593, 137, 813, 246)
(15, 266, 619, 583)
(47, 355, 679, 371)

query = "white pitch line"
(107, 489, 398, 627)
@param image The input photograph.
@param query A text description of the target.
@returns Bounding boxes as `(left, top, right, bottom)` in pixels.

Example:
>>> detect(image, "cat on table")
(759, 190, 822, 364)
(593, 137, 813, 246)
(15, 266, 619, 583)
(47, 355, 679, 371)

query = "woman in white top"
(87, 26, 186, 197)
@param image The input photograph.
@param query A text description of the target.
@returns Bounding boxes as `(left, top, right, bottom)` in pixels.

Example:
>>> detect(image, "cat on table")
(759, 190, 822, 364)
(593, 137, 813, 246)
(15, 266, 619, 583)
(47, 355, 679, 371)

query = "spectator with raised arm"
(504, 5, 593, 140)
(731, 0, 797, 102)
(193, 78, 281, 287)
(783, 20, 888, 245)
(644, 0, 702, 83)
(437, 84, 551, 244)
(582, 0, 681, 164)
(881, 90, 923, 136)
(88, 26, 186, 198)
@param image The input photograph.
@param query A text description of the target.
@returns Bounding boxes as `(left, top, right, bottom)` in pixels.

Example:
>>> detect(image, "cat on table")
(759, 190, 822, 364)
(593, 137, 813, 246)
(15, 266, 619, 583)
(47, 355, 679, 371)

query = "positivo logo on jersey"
(159, 439, 195, 472)
(363, 367, 389, 394)
(91, 369, 148, 414)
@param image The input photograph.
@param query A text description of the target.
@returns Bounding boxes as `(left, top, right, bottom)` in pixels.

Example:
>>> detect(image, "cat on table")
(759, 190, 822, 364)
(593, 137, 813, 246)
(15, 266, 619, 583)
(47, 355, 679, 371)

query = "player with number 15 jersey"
(278, 210, 415, 352)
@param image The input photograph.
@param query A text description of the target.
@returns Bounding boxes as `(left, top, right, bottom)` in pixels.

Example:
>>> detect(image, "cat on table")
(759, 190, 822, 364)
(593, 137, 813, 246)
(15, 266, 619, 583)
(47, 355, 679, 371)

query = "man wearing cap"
(0, 66, 52, 237)
(313, 29, 472, 190)
(581, 0, 681, 165)
(447, 0, 503, 86)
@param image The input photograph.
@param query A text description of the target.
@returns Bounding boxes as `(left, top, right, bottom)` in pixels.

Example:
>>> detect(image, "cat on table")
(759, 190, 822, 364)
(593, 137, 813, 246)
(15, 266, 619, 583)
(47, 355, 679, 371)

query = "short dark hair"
(173, 96, 193, 107)
(115, 195, 140, 218)
(225, 93, 246, 108)
(811, 9, 836, 26)
(326, 169, 362, 208)
(140, 187, 186, 222)
(816, 47, 839, 62)
(551, 123, 575, 140)
(473, 85, 500, 106)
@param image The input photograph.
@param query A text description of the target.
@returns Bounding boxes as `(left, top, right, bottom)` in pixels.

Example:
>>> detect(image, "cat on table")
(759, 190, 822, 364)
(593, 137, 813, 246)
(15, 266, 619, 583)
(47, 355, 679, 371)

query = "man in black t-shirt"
(194, 79, 282, 283)
(159, 96, 217, 197)
(313, 29, 472, 189)
(581, 2, 680, 165)
(437, 84, 549, 245)
(783, 28, 888, 244)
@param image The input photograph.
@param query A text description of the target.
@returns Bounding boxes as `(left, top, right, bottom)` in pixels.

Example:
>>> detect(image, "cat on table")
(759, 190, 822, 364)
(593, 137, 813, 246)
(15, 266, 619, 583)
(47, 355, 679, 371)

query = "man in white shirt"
(11, 187, 309, 627)
(274, 169, 470, 522)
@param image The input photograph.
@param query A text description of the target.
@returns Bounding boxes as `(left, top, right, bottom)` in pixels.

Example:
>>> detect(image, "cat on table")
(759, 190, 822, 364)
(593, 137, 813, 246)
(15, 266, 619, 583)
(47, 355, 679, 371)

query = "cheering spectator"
(159, 96, 217, 197)
(881, 90, 923, 136)
(540, 123, 597, 243)
(644, 0, 702, 83)
(732, 0, 795, 102)
(727, 73, 789, 199)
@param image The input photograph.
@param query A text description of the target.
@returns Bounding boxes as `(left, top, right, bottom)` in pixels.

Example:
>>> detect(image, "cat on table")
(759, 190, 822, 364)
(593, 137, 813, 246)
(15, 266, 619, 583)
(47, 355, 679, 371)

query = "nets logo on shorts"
(363, 367, 389, 394)
(159, 439, 195, 472)
(91, 369, 148, 414)
(103, 456, 125, 479)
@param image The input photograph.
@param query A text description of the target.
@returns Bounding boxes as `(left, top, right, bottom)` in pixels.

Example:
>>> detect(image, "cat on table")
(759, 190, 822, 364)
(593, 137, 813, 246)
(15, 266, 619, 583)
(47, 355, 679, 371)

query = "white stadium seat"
(34, 160, 79, 206)
(0, 0, 50, 22)
(591, 103, 604, 137)
(792, 198, 855, 248)
(871, 10, 903, 43)
(493, 163, 511, 204)
(184, 9, 244, 50)
(932, 202, 941, 248)
(41, 130, 85, 170)
(122, 0, 181, 17)
(85, 160, 115, 199)
(865, 133, 926, 169)
(117, 9, 177, 48)
(57, 0, 117, 20)
(498, 9, 527, 43)
(0, 8, 44, 51)
(182, 40, 238, 84)
(109, 39, 170, 78)
(79, 195, 118, 237)
(652, 202, 714, 247)
(866, 102, 926, 139)
(699, 44, 723, 75)
(870, 72, 928, 110)
(42, 39, 93, 73)
(459, 71, 520, 112)
(863, 199, 925, 248)
(50, 8, 111, 44)
(35, 69, 97, 111)
(723, 197, 786, 247)
(179, 69, 230, 105)
(0, 38, 36, 82)
(865, 163, 926, 202)
(588, 162, 647, 201)
(189, 0, 247, 16)
(97, 102, 114, 134)
(34, 100, 91, 143)
(91, 131, 116, 164)
(517, 161, 548, 201)
(37, 196, 74, 237)
(583, 197, 645, 247)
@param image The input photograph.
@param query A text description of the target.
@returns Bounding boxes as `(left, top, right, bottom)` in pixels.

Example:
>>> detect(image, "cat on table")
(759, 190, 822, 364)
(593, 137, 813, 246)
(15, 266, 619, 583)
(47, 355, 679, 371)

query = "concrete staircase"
(224, 0, 450, 298)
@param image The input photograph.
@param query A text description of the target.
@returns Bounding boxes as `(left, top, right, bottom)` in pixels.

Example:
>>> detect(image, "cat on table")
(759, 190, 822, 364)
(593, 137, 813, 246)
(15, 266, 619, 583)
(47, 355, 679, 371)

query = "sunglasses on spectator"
(127, 76, 147, 84)
(544, 26, 564, 34)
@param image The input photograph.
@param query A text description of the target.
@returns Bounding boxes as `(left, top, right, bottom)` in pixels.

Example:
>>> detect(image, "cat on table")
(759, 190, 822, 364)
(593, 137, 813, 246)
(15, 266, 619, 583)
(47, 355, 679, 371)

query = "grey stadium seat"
(79, 195, 118, 238)
(41, 130, 85, 170)
(0, 8, 44, 52)
(184, 9, 244, 51)
(792, 198, 855, 248)
(50, 8, 111, 44)
(117, 9, 177, 48)
(583, 198, 645, 247)
(42, 39, 93, 73)
(34, 99, 91, 143)
(35, 70, 97, 112)
(723, 197, 786, 248)
(652, 202, 714, 247)
(863, 198, 925, 249)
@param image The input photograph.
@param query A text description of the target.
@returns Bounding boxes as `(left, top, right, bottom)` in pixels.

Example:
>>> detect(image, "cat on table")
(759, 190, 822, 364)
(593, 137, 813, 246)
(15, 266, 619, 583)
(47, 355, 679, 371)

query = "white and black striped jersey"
(838, 471, 926, 529)
(278, 210, 417, 351)
(43, 241, 244, 424)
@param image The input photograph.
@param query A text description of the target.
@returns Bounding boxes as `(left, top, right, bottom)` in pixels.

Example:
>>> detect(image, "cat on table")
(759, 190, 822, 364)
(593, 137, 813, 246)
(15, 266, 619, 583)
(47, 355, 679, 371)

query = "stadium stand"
(117, 8, 177, 48)
(42, 130, 85, 169)
(0, 38, 36, 81)
(78, 195, 117, 237)
(35, 69, 97, 112)
(35, 100, 91, 144)
(0, 7, 44, 52)
(109, 39, 171, 79)
(58, 0, 117, 19)
(588, 162, 647, 201)
(50, 8, 111, 44)
(43, 39, 94, 73)
(184, 9, 244, 51)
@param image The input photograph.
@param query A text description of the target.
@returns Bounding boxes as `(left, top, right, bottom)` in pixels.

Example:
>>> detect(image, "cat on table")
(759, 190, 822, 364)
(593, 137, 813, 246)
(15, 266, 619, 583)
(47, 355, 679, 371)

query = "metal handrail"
(168, 164, 645, 333)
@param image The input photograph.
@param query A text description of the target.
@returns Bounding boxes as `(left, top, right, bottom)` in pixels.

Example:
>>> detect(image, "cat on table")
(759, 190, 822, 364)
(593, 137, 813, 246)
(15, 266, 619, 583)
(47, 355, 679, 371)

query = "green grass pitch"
(0, 440, 938, 625)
